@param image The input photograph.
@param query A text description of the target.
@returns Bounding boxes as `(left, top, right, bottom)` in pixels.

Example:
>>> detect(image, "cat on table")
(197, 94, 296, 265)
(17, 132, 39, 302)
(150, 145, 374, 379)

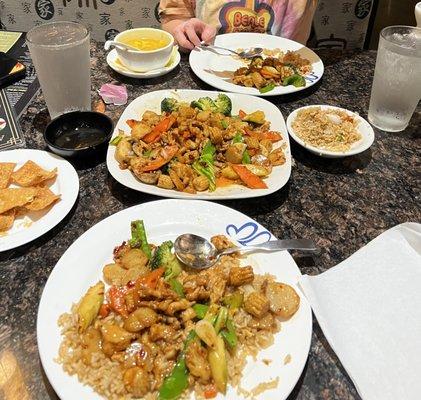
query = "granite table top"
(0, 41, 420, 400)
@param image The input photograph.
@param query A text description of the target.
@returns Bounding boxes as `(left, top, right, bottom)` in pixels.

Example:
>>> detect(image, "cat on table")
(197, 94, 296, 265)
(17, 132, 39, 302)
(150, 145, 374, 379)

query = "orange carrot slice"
(141, 145, 178, 172)
(99, 303, 110, 318)
(231, 164, 267, 189)
(143, 116, 176, 143)
(108, 286, 129, 317)
(204, 386, 218, 399)
(244, 129, 282, 142)
(259, 131, 282, 142)
(126, 119, 138, 129)
(136, 267, 165, 289)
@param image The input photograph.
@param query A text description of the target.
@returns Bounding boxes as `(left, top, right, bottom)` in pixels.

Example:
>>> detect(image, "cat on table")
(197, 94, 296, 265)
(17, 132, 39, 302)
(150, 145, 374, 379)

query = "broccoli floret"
(190, 96, 218, 112)
(214, 94, 232, 116)
(150, 240, 182, 280)
(161, 98, 179, 113)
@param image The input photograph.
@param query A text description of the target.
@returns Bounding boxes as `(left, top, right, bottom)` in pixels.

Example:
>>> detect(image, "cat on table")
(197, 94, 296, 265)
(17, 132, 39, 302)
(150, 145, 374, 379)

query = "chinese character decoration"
(355, 0, 372, 19)
(99, 12, 111, 26)
(35, 0, 55, 20)
(21, 2, 32, 14)
(342, 2, 353, 14)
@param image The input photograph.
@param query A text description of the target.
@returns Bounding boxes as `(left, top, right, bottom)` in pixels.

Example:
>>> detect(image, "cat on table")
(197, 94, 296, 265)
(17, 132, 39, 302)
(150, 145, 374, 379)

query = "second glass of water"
(368, 26, 421, 132)
(26, 21, 91, 120)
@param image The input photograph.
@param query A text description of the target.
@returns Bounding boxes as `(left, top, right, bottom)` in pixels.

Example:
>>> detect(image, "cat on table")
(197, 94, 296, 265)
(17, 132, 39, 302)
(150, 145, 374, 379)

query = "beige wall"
(3, 0, 415, 49)
(312, 0, 374, 50)
(0, 0, 160, 41)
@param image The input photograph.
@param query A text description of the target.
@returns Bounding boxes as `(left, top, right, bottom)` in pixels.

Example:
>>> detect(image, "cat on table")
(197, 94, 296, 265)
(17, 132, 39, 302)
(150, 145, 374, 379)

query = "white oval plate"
(106, 89, 291, 199)
(0, 149, 79, 252)
(189, 33, 324, 96)
(37, 199, 312, 400)
(106, 48, 181, 79)
(287, 105, 375, 158)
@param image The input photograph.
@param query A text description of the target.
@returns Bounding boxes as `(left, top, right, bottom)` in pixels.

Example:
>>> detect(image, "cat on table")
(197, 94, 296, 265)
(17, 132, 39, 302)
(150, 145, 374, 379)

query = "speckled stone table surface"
(0, 41, 420, 400)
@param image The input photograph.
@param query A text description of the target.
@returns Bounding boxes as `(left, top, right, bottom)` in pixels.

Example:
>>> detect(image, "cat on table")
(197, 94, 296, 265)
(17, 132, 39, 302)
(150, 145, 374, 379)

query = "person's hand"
(173, 18, 216, 51)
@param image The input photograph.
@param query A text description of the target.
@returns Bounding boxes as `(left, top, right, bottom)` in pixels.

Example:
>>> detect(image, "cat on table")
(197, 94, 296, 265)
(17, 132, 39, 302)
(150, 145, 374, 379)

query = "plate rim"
(286, 104, 375, 158)
(37, 199, 312, 400)
(106, 48, 181, 79)
(189, 32, 324, 97)
(106, 88, 292, 200)
(0, 149, 79, 252)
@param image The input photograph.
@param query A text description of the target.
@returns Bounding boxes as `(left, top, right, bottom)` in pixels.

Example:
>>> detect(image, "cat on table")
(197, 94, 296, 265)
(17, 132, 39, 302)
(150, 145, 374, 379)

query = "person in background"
(159, 0, 317, 51)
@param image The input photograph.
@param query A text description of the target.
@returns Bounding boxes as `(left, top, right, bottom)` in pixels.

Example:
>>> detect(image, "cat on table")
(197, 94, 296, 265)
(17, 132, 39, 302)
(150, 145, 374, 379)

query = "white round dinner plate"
(37, 199, 312, 400)
(0, 149, 79, 252)
(106, 47, 181, 79)
(189, 33, 324, 96)
(287, 105, 375, 158)
(106, 89, 292, 199)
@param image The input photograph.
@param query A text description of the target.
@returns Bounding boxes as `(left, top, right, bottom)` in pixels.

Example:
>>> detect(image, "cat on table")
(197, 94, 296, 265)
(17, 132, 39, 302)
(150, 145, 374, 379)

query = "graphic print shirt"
(159, 0, 317, 44)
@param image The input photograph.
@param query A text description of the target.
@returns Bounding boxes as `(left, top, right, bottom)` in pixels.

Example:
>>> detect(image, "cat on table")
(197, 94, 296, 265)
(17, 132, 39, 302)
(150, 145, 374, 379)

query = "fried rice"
(292, 107, 362, 152)
(57, 273, 279, 399)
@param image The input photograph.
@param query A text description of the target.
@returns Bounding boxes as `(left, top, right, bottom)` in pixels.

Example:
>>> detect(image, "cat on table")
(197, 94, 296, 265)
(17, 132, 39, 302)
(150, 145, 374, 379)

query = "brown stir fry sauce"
(232, 50, 312, 91)
(113, 95, 286, 193)
(66, 227, 300, 399)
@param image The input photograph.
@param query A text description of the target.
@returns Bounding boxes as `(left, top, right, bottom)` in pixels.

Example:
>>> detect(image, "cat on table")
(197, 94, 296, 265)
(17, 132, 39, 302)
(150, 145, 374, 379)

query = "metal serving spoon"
(199, 42, 263, 59)
(104, 40, 139, 52)
(174, 234, 319, 270)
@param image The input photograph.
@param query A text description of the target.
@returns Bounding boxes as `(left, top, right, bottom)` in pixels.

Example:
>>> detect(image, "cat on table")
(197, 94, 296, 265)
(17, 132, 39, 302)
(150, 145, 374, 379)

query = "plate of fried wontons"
(0, 149, 79, 251)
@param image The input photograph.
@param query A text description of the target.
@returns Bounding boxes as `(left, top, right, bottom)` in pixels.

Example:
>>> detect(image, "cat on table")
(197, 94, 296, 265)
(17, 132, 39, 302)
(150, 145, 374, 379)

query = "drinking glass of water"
(368, 26, 421, 132)
(27, 21, 91, 120)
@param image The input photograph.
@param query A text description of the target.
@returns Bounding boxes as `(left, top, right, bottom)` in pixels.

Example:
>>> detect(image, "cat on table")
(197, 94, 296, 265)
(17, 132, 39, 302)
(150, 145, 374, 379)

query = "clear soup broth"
(121, 37, 169, 51)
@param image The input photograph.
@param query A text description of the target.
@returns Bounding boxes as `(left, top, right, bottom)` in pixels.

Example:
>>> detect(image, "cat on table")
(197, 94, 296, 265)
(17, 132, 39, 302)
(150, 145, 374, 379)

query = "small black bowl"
(44, 111, 114, 158)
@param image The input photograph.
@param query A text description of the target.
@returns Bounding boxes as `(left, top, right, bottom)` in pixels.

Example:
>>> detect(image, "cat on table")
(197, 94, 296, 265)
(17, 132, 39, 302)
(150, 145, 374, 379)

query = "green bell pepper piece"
(109, 135, 123, 145)
(192, 140, 216, 191)
(221, 120, 229, 129)
(221, 318, 237, 349)
(158, 331, 197, 400)
(242, 149, 251, 164)
(222, 291, 244, 310)
(128, 220, 152, 259)
(214, 306, 228, 334)
(282, 74, 306, 88)
(232, 132, 243, 144)
(192, 304, 209, 319)
(259, 83, 276, 93)
(169, 279, 185, 298)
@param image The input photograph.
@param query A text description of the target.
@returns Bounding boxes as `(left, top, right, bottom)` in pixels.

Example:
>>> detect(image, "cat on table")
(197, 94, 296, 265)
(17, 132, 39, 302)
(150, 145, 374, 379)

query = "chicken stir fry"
(232, 51, 312, 93)
(112, 94, 286, 193)
(69, 220, 300, 399)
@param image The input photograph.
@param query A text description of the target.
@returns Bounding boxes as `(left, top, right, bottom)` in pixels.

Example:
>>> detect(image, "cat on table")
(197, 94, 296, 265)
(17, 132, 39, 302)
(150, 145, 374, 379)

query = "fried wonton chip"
(0, 209, 16, 232)
(0, 162, 16, 189)
(12, 161, 57, 187)
(24, 187, 61, 211)
(0, 188, 37, 214)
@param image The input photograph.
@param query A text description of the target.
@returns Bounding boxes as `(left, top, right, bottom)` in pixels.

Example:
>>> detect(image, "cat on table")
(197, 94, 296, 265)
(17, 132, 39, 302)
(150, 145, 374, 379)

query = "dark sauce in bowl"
(53, 126, 108, 149)
(44, 111, 113, 157)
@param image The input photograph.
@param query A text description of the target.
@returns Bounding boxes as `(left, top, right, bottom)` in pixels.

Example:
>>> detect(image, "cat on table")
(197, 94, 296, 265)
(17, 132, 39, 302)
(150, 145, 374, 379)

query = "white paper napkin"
(299, 222, 421, 400)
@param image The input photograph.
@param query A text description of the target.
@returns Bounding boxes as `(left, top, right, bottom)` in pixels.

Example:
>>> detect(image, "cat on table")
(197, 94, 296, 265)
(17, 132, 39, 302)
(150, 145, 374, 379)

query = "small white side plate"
(0, 149, 79, 251)
(106, 48, 181, 79)
(286, 105, 375, 158)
